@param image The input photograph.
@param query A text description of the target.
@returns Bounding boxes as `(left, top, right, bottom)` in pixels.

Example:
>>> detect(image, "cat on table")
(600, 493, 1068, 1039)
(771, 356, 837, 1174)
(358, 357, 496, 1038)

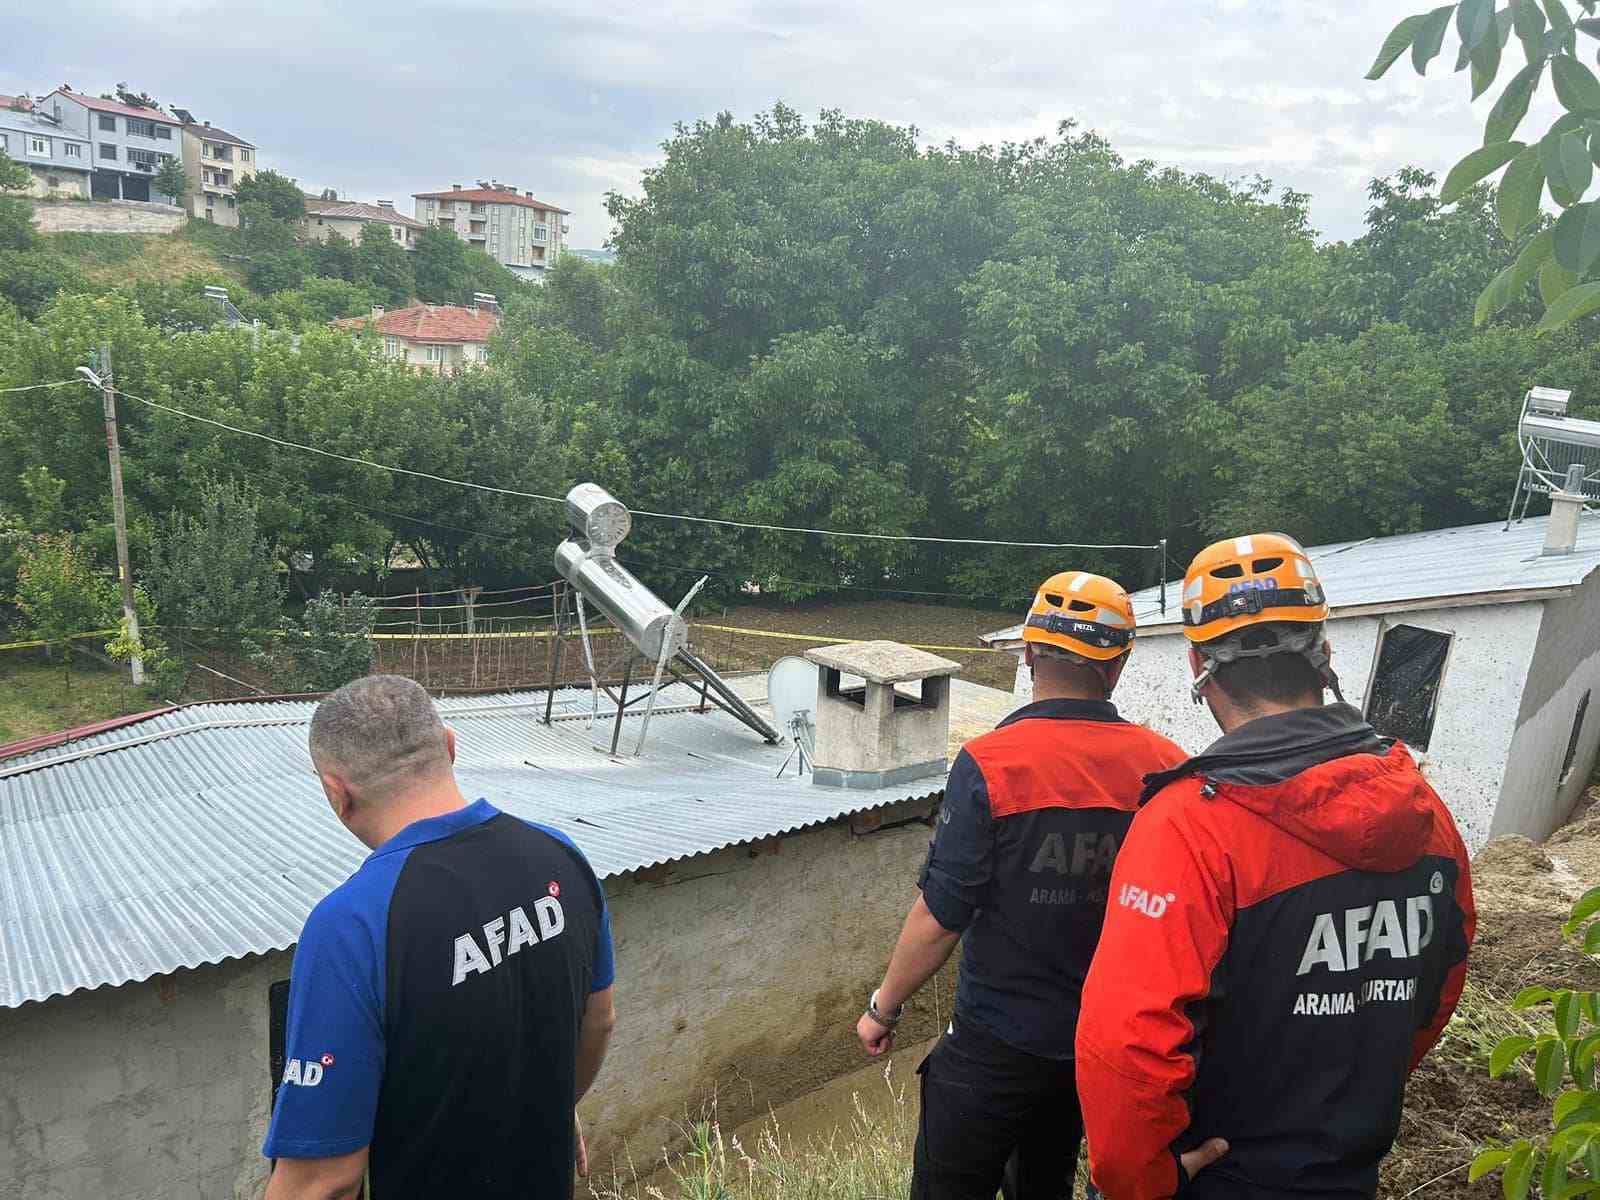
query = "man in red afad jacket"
(857, 572, 1185, 1200)
(1076, 533, 1476, 1200)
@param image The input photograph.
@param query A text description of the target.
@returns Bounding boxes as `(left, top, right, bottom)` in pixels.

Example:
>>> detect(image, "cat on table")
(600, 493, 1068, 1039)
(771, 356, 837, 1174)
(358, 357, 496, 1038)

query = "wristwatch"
(866, 989, 904, 1029)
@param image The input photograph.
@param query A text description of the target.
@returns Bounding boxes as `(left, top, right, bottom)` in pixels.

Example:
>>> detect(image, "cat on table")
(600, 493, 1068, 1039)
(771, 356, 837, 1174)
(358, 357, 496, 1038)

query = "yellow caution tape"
(690, 623, 1011, 655)
(0, 628, 121, 652)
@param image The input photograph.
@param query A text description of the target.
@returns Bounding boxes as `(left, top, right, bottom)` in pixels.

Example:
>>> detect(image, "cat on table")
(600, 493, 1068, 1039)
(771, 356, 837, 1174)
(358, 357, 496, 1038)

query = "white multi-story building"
(0, 94, 92, 199)
(39, 87, 183, 205)
(412, 180, 568, 280)
(302, 196, 424, 248)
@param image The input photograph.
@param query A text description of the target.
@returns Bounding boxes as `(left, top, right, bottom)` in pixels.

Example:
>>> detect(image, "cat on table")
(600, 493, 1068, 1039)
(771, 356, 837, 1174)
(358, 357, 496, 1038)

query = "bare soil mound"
(1381, 785, 1600, 1198)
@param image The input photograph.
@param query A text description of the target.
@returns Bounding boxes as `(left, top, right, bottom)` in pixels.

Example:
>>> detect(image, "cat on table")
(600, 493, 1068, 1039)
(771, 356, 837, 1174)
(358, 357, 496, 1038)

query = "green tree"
(355, 222, 414, 307)
(13, 531, 118, 667)
(0, 147, 37, 253)
(412, 225, 471, 303)
(310, 230, 357, 282)
(240, 201, 305, 294)
(236, 169, 306, 222)
(154, 157, 187, 205)
(256, 590, 375, 692)
(144, 476, 284, 644)
(1368, 0, 1600, 331)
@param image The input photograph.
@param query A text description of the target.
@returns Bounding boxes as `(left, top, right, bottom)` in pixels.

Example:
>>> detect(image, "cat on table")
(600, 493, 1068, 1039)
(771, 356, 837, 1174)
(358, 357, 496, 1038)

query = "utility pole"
(97, 345, 144, 685)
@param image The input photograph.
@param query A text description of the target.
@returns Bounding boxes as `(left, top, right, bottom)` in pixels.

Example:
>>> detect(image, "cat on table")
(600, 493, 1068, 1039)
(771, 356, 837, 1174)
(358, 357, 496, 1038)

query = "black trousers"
(911, 1020, 1084, 1200)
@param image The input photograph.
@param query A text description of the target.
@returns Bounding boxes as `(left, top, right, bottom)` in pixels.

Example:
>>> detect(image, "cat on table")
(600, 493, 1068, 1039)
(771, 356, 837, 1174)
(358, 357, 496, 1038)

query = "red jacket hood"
(1217, 743, 1437, 872)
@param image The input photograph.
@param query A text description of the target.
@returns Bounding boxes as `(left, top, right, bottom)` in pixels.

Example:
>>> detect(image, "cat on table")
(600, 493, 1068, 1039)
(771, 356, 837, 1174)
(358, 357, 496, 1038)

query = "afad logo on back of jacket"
(1028, 830, 1121, 907)
(1291, 871, 1445, 1017)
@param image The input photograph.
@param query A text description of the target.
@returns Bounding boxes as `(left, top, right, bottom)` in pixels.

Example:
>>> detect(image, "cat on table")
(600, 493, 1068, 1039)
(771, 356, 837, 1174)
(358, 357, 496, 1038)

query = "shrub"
(1470, 887, 1600, 1197)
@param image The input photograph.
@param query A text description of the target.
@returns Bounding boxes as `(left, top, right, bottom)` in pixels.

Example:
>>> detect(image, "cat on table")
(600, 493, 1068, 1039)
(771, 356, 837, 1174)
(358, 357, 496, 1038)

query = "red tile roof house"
(333, 300, 500, 373)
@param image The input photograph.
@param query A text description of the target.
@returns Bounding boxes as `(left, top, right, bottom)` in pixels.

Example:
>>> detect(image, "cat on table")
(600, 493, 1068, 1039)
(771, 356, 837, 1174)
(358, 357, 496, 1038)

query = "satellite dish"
(767, 656, 819, 731)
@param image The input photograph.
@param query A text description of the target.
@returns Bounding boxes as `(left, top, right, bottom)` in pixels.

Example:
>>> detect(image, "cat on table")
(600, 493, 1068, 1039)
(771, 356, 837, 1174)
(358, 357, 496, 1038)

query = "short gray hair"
(309, 675, 450, 789)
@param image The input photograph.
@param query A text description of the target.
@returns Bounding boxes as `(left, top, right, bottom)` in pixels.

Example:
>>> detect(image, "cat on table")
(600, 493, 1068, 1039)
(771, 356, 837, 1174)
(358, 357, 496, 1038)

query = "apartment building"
(412, 180, 568, 280)
(302, 196, 424, 248)
(40, 87, 183, 204)
(332, 298, 500, 374)
(172, 109, 257, 227)
(0, 94, 92, 199)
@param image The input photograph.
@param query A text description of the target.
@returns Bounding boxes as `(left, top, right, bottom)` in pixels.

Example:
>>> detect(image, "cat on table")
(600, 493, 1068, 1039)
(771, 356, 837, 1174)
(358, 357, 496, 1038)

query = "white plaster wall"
(1011, 603, 1544, 851)
(0, 801, 953, 1196)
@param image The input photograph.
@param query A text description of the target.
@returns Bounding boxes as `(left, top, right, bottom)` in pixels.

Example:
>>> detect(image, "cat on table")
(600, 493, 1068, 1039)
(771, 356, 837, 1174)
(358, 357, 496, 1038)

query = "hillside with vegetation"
(3, 108, 1600, 698)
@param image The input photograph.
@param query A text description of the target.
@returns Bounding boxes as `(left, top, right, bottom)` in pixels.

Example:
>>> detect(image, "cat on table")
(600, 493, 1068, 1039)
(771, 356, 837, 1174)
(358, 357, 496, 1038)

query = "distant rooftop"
(982, 512, 1600, 646)
(304, 196, 425, 228)
(180, 120, 254, 149)
(0, 675, 1016, 1007)
(333, 302, 499, 344)
(414, 186, 570, 214)
(49, 88, 179, 123)
(0, 94, 33, 112)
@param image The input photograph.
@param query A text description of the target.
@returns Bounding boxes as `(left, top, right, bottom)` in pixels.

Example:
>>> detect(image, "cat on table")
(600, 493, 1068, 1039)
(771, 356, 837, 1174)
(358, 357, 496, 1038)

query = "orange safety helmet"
(1180, 532, 1327, 644)
(1022, 571, 1136, 663)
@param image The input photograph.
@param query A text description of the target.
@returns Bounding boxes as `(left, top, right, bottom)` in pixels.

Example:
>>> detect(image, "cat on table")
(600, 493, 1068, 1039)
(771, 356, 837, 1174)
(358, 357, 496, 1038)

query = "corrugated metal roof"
(0, 681, 953, 1009)
(982, 512, 1600, 644)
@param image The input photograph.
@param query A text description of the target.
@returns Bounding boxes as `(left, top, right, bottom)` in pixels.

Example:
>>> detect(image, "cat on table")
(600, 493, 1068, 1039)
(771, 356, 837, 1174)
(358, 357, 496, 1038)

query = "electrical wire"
(0, 380, 81, 394)
(106, 382, 1164, 552)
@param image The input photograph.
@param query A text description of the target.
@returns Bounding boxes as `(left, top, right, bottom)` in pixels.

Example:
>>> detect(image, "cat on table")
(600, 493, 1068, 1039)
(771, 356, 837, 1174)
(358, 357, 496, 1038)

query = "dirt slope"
(1382, 787, 1600, 1198)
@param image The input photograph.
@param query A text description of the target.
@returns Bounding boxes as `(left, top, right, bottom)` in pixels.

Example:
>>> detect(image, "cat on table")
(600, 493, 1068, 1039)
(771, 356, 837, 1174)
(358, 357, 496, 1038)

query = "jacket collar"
(1140, 703, 1385, 802)
(369, 797, 499, 861)
(998, 697, 1125, 728)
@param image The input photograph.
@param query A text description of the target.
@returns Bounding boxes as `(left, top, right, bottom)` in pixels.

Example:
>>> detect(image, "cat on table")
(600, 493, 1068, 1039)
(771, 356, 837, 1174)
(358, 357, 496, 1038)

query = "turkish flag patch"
(548, 881, 561, 898)
(320, 1053, 335, 1067)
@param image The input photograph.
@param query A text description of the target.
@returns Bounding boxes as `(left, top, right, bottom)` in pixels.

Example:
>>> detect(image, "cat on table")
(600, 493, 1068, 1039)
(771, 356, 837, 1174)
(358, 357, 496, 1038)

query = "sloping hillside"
(44, 224, 247, 287)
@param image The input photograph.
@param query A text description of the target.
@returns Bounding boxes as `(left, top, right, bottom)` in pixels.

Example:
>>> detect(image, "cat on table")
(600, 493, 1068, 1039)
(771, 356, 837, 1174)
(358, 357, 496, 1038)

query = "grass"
(42, 226, 247, 287)
(591, 1065, 920, 1200)
(0, 654, 156, 744)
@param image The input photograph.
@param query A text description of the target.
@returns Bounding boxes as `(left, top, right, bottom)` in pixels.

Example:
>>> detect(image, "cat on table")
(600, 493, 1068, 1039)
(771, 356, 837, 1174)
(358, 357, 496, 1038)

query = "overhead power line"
(104, 383, 1163, 553)
(0, 380, 82, 395)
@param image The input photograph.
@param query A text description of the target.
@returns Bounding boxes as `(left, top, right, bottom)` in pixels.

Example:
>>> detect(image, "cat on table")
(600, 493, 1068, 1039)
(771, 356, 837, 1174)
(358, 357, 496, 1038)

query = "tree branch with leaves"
(1370, 0, 1600, 331)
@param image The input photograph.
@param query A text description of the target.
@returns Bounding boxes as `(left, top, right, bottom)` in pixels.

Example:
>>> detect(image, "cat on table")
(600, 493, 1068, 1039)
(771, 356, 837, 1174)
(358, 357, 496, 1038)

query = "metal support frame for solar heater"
(1505, 387, 1600, 528)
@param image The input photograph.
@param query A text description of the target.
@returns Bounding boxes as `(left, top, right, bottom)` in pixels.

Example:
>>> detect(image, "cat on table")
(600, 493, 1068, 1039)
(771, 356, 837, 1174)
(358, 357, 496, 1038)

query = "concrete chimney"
(1544, 464, 1589, 556)
(803, 641, 960, 788)
(452, 183, 462, 190)
(371, 305, 385, 320)
(376, 200, 393, 210)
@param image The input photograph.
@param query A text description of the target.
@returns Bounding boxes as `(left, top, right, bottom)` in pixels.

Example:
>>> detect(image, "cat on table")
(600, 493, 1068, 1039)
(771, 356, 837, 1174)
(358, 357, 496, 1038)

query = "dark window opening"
(1068, 599, 1096, 612)
(98, 114, 116, 131)
(1560, 690, 1591, 787)
(1252, 556, 1283, 572)
(1044, 593, 1063, 606)
(823, 667, 866, 708)
(1365, 624, 1453, 751)
(1211, 563, 1244, 578)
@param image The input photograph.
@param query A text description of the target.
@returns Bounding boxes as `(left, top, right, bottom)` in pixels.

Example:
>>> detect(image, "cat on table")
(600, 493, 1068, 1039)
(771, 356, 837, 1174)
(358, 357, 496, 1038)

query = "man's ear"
(319, 770, 356, 823)
(444, 727, 457, 764)
(1187, 645, 1205, 679)
(1322, 639, 1333, 669)
(1104, 654, 1128, 694)
(1022, 643, 1035, 671)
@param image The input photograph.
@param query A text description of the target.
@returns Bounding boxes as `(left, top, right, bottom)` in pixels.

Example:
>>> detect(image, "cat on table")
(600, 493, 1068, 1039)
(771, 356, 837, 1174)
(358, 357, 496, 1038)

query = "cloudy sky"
(9, 0, 1550, 247)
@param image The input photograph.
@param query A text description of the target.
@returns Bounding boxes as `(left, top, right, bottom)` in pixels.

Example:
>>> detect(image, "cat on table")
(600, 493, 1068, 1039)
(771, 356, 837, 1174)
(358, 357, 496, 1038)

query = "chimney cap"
(804, 640, 961, 685)
(452, 183, 461, 190)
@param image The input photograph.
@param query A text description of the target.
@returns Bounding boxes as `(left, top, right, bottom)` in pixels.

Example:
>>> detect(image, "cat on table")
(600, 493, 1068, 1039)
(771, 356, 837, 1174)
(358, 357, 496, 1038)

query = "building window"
(202, 144, 212, 158)
(1364, 624, 1454, 751)
(241, 148, 251, 161)
(155, 125, 171, 140)
(385, 337, 399, 357)
(47, 175, 60, 189)
(425, 345, 444, 363)
(129, 148, 161, 167)
(127, 117, 159, 138)
(27, 136, 50, 157)
(226, 195, 235, 208)
(1560, 691, 1591, 787)
(64, 142, 82, 158)
(534, 224, 547, 241)
(98, 114, 116, 131)
(100, 143, 117, 160)
(0, 133, 6, 151)
(205, 208, 214, 222)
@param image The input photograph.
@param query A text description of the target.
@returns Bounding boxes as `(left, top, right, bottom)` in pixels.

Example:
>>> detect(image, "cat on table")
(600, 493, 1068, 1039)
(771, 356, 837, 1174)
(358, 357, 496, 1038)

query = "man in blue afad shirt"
(263, 675, 617, 1200)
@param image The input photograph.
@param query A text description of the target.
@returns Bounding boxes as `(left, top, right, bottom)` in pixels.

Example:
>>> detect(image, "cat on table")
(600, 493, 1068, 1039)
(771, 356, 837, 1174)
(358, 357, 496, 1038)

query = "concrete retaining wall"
(30, 199, 185, 234)
(0, 797, 952, 1198)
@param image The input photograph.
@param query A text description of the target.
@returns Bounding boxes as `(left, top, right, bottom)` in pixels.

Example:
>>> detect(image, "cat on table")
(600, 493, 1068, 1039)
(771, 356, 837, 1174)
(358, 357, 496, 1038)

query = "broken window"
(1560, 690, 1591, 787)
(1365, 623, 1453, 751)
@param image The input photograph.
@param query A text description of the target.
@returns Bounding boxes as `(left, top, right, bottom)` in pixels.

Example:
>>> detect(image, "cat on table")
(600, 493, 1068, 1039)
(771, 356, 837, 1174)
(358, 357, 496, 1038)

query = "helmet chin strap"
(1191, 627, 1345, 706)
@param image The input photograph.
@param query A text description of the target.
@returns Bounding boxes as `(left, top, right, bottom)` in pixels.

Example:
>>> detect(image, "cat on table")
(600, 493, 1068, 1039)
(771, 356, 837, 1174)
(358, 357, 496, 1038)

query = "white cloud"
(5, 0, 1534, 245)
